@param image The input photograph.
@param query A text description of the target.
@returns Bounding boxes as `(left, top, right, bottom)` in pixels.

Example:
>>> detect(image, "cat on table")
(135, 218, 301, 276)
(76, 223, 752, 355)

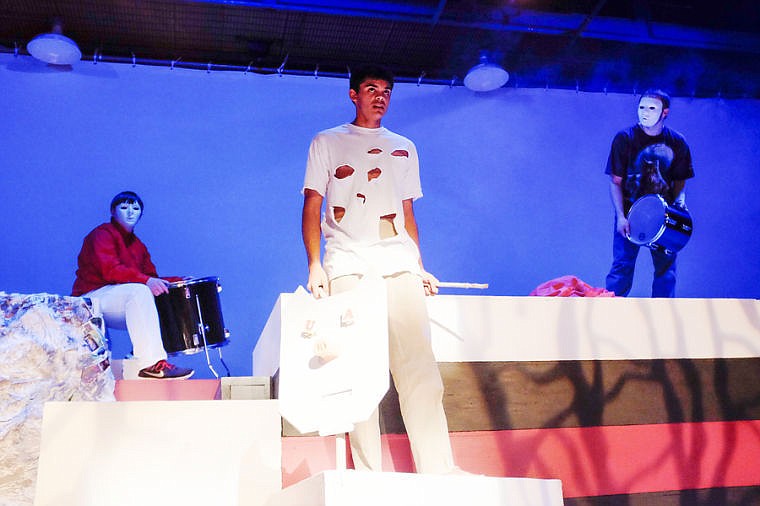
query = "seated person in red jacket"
(72, 191, 193, 379)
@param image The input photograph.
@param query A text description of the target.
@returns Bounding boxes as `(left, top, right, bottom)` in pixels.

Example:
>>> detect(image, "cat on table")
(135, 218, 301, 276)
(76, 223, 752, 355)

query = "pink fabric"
(530, 275, 615, 297)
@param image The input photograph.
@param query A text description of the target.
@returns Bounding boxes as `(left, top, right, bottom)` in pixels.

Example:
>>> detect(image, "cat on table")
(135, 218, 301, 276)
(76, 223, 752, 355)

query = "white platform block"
(256, 296, 760, 377)
(34, 400, 282, 506)
(266, 470, 563, 506)
(221, 376, 272, 400)
(109, 358, 142, 380)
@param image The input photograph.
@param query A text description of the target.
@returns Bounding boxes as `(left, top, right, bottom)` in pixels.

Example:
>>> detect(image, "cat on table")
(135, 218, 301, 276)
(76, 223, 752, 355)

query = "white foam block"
(34, 400, 282, 506)
(267, 470, 563, 506)
(427, 296, 760, 361)
(256, 296, 760, 375)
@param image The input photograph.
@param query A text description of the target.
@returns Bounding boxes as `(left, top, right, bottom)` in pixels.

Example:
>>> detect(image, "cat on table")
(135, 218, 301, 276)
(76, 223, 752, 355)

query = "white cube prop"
(267, 470, 564, 506)
(278, 279, 389, 436)
(34, 400, 281, 506)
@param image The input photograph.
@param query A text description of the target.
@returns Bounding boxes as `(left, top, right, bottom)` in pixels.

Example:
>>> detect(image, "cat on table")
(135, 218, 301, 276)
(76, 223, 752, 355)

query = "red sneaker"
(138, 360, 194, 380)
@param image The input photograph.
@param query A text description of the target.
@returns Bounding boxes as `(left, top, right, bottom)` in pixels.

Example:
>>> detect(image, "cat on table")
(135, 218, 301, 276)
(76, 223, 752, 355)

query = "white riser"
(267, 470, 563, 506)
(34, 400, 281, 506)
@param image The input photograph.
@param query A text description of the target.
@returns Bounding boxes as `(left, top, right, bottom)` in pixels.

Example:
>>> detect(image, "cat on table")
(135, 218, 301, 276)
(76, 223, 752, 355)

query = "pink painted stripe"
(114, 379, 221, 400)
(282, 421, 760, 497)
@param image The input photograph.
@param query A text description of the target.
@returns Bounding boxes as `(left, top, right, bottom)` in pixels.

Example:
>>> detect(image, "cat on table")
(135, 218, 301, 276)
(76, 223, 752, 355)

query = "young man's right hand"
(616, 215, 631, 238)
(307, 264, 329, 299)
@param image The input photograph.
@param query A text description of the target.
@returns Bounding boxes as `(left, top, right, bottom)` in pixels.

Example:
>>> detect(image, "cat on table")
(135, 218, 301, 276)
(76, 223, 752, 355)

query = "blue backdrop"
(2, 54, 759, 378)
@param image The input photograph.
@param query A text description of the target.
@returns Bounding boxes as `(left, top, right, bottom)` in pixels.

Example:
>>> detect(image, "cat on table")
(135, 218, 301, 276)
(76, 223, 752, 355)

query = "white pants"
(330, 272, 455, 474)
(84, 283, 167, 370)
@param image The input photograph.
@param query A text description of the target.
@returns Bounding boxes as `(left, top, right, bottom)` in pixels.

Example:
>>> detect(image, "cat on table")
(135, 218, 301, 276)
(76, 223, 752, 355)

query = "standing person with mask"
(72, 191, 194, 379)
(301, 65, 462, 474)
(604, 89, 695, 297)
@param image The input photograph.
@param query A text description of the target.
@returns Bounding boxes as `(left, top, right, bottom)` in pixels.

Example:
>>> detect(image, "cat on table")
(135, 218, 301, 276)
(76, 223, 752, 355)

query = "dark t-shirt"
(605, 124, 694, 213)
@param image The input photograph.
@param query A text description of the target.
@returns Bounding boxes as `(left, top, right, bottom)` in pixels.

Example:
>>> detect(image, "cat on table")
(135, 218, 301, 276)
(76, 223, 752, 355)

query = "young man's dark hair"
(110, 190, 144, 213)
(349, 64, 395, 92)
(641, 88, 671, 110)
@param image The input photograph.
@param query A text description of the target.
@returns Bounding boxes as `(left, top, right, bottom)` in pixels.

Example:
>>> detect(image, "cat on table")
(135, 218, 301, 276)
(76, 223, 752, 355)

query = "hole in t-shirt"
(335, 165, 355, 179)
(379, 214, 397, 238)
(367, 168, 381, 181)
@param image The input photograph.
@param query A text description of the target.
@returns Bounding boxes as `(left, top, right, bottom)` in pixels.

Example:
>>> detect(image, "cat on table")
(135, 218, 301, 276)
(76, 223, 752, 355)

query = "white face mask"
(638, 97, 665, 128)
(112, 201, 142, 231)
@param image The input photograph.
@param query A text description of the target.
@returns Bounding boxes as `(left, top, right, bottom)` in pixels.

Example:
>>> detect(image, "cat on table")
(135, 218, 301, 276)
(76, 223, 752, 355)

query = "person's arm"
(672, 180, 687, 209)
(302, 188, 328, 298)
(609, 175, 630, 237)
(668, 132, 693, 209)
(139, 245, 173, 295)
(605, 130, 632, 238)
(403, 198, 439, 296)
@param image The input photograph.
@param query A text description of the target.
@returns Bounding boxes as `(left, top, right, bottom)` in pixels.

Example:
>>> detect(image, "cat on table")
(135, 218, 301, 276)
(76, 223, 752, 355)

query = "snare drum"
(155, 276, 230, 355)
(627, 194, 693, 255)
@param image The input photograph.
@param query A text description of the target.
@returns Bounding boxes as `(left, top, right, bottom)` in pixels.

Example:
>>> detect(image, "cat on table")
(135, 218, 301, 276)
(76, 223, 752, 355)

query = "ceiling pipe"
(9, 50, 465, 86)
(3, 48, 751, 98)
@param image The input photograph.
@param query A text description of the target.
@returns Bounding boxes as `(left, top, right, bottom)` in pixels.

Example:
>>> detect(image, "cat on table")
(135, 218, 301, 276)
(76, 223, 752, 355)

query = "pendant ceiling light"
(464, 50, 509, 92)
(27, 19, 82, 65)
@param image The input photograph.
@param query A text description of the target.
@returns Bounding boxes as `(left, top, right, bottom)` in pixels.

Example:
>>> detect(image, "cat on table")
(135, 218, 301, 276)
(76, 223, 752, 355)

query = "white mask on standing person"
(638, 96, 666, 129)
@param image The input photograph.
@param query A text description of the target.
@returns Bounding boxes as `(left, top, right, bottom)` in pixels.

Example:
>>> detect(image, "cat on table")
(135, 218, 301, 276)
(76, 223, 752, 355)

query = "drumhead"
(168, 276, 219, 288)
(627, 194, 667, 245)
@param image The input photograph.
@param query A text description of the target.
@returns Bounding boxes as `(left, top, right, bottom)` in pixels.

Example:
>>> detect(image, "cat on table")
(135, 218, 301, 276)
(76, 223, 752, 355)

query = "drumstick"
(437, 281, 489, 289)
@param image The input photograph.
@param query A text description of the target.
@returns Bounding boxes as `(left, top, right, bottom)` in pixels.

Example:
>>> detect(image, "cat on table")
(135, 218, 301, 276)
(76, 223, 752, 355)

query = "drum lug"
(650, 243, 675, 256)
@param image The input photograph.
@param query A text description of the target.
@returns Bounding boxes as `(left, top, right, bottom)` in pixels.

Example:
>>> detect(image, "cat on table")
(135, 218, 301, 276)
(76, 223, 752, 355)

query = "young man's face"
(349, 78, 392, 128)
(111, 200, 142, 232)
(637, 96, 668, 129)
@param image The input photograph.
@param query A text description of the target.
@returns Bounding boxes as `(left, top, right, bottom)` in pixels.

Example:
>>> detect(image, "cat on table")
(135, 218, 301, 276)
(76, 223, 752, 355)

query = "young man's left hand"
(421, 270, 440, 296)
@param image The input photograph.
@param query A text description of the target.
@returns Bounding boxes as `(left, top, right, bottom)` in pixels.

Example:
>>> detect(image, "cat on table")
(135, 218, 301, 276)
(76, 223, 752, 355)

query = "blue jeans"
(605, 219, 677, 298)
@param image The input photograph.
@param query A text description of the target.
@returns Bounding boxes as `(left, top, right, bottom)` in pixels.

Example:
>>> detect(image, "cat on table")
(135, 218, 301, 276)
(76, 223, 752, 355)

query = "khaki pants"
(329, 272, 455, 474)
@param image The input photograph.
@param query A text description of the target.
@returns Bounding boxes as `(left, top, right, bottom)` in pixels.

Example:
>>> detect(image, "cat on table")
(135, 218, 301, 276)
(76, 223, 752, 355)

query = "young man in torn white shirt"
(301, 65, 461, 474)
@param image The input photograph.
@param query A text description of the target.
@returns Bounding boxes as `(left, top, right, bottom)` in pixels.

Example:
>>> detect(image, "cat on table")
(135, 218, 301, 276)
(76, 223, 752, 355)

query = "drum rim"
(168, 276, 219, 288)
(627, 193, 668, 246)
(166, 337, 230, 356)
(629, 192, 668, 211)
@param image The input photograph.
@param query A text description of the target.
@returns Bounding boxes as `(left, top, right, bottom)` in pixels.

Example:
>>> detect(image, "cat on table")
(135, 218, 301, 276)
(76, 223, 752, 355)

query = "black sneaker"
(138, 360, 194, 380)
